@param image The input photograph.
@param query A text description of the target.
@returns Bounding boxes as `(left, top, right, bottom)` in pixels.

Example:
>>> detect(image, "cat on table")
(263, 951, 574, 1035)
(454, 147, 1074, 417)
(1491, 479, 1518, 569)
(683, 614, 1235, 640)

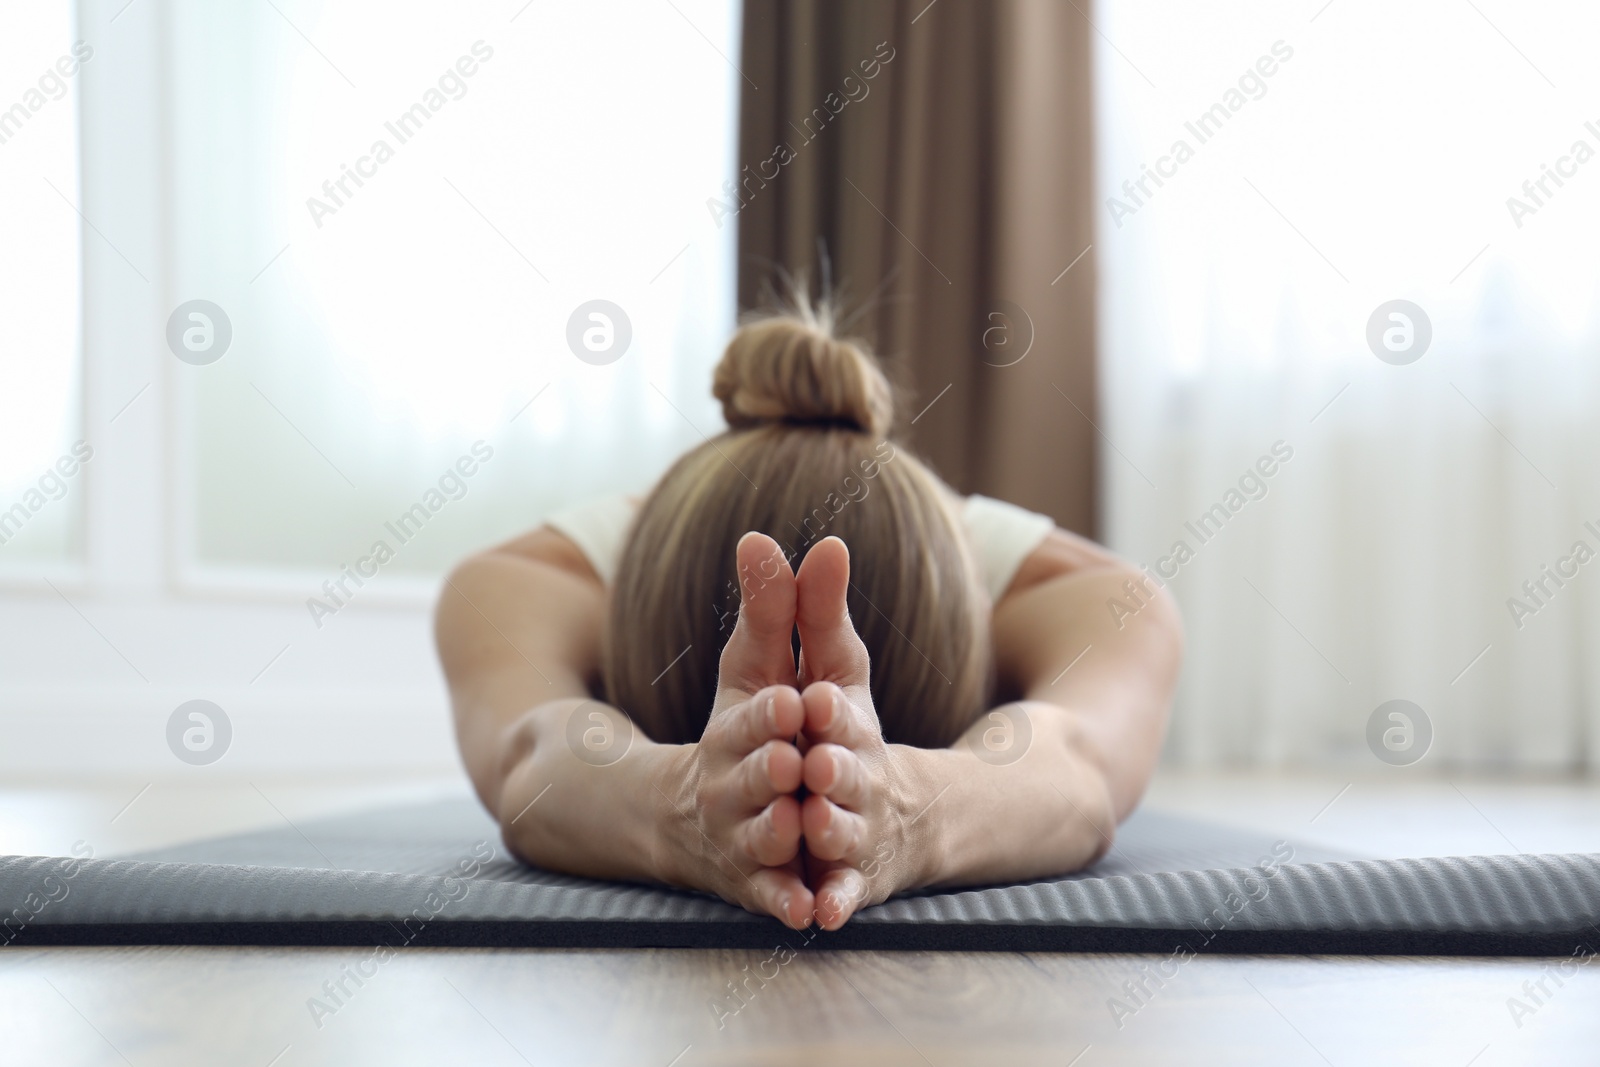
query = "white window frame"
(0, 2, 465, 777)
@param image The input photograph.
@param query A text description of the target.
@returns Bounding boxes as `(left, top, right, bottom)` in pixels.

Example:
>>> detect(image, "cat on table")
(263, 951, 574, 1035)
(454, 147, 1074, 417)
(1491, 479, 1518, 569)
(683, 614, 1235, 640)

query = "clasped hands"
(656, 532, 925, 931)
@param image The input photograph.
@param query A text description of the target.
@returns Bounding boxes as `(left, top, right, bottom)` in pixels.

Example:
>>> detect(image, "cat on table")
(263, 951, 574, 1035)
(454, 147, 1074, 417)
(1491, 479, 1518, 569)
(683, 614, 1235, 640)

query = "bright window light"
(166, 0, 740, 574)
(0, 2, 83, 563)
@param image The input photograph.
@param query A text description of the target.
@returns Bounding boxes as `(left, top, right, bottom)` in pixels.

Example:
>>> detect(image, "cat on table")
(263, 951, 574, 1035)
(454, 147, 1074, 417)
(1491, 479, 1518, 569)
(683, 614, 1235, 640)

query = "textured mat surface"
(3, 798, 1597, 954)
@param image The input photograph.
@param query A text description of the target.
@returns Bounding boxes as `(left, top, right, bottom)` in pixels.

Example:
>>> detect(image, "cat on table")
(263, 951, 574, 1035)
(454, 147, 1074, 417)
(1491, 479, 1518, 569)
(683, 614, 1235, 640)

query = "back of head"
(603, 301, 990, 747)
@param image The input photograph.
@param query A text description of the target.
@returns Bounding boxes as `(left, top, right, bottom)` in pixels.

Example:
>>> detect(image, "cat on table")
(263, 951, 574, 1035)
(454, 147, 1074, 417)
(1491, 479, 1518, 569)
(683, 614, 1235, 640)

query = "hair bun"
(713, 310, 894, 437)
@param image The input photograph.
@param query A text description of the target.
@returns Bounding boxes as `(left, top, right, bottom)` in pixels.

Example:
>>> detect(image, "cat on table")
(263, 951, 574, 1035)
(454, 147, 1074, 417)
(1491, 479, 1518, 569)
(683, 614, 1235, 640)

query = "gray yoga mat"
(3, 798, 1597, 954)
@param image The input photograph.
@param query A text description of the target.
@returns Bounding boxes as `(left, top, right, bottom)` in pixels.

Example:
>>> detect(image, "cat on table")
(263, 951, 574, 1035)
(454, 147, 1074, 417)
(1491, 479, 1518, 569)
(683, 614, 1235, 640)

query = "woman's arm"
(435, 530, 820, 927)
(793, 532, 1182, 928)
(436, 527, 600, 812)
(990, 531, 1182, 823)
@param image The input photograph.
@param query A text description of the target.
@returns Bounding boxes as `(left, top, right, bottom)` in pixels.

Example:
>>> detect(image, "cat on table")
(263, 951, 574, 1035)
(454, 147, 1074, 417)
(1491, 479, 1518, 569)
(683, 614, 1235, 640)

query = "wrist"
(890, 744, 953, 891)
(638, 740, 694, 887)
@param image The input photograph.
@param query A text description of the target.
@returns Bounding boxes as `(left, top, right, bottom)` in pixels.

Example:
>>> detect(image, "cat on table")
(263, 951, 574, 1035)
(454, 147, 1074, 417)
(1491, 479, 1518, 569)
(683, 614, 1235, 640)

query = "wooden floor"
(5, 770, 1599, 1064)
(4, 945, 1595, 1065)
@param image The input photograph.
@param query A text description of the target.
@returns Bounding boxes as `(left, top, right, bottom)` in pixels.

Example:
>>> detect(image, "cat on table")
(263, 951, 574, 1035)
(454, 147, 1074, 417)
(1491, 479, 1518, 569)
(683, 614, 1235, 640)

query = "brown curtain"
(735, 0, 1098, 535)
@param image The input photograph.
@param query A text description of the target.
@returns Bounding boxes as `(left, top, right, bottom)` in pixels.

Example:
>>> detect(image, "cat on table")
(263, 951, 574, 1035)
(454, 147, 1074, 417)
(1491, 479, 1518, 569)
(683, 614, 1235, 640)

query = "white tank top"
(545, 493, 1053, 603)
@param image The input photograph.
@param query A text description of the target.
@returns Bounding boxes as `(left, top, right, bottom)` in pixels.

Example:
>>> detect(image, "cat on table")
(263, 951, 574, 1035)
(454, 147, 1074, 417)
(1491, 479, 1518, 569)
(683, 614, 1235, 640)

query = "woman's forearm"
(495, 698, 676, 884)
(887, 702, 1115, 892)
(884, 563, 1181, 894)
(994, 565, 1182, 821)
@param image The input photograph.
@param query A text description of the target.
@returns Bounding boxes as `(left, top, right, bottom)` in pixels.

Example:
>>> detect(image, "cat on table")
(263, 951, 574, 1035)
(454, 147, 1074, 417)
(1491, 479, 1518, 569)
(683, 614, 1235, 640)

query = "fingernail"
(767, 692, 777, 729)
(779, 893, 791, 917)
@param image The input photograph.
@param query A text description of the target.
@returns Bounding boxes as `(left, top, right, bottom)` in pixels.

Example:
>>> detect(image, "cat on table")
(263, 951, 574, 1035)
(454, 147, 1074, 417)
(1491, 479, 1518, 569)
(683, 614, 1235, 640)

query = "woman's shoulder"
(539, 493, 639, 587)
(958, 495, 1057, 602)
(960, 494, 1054, 541)
(469, 493, 637, 587)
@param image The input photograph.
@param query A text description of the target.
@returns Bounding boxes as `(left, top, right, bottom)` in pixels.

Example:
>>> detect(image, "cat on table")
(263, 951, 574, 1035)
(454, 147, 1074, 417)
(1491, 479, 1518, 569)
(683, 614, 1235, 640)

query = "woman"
(435, 301, 1181, 930)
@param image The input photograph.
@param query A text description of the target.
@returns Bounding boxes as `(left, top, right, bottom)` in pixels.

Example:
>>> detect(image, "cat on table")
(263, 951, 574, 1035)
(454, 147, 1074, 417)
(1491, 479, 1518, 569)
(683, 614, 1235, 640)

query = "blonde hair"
(602, 301, 991, 747)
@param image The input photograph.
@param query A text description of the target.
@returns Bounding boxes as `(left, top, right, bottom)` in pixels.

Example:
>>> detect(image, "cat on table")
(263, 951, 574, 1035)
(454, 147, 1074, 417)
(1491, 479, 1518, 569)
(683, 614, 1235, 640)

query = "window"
(0, 3, 84, 573)
(1097, 0, 1600, 768)
(168, 0, 740, 583)
(0, 0, 741, 777)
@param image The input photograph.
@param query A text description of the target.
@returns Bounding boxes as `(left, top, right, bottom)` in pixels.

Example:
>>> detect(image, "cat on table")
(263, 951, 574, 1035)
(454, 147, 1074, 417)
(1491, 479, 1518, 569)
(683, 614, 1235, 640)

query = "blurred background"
(4, 0, 1600, 859)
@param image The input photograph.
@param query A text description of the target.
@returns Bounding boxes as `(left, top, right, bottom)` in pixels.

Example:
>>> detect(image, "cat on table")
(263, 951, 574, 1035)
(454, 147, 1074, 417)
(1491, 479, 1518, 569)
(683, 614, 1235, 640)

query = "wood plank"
(4, 947, 1596, 1066)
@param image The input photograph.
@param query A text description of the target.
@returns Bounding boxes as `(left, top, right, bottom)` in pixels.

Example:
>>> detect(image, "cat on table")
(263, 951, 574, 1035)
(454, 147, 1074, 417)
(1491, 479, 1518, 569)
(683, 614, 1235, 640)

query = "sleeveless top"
(545, 492, 1054, 603)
